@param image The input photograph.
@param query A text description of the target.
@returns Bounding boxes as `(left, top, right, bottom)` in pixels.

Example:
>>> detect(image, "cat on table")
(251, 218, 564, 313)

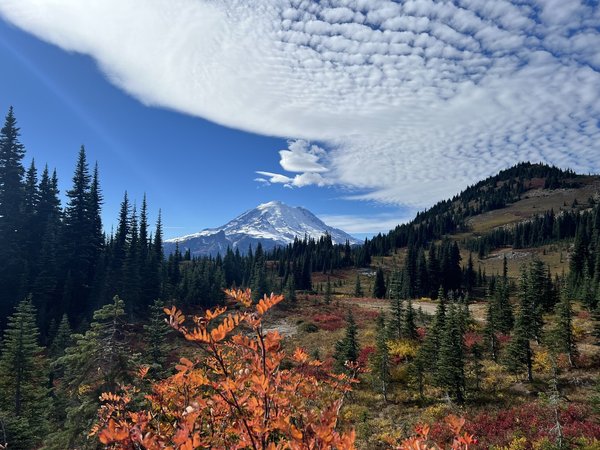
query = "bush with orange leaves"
(397, 415, 477, 450)
(92, 289, 360, 449)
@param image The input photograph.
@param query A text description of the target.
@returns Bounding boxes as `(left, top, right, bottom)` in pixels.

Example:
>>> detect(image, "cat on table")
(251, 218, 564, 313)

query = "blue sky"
(0, 18, 403, 240)
(1, 1, 599, 240)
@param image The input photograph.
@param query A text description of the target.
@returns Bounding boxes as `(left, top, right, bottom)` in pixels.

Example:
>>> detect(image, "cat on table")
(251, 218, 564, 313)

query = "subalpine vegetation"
(0, 106, 599, 448)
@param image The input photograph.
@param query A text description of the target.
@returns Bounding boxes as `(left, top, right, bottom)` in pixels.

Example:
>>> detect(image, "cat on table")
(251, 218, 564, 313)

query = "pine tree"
(143, 299, 171, 377)
(285, 276, 296, 304)
(123, 204, 141, 312)
(61, 146, 98, 321)
(49, 314, 72, 359)
(420, 287, 447, 373)
(465, 252, 476, 293)
(144, 210, 164, 303)
(88, 162, 103, 265)
(552, 287, 577, 367)
(354, 273, 363, 297)
(403, 297, 418, 341)
(496, 256, 514, 333)
(436, 304, 466, 402)
(504, 266, 535, 382)
(484, 288, 499, 361)
(0, 298, 49, 449)
(251, 260, 269, 302)
(324, 276, 332, 304)
(373, 267, 386, 299)
(334, 310, 359, 372)
(427, 244, 441, 298)
(372, 314, 390, 401)
(111, 191, 131, 297)
(49, 296, 132, 449)
(0, 107, 27, 320)
(32, 167, 62, 327)
(22, 160, 40, 281)
(389, 293, 404, 340)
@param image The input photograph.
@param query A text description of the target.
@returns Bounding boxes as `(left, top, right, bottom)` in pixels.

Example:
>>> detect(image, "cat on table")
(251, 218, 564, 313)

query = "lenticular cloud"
(2, 0, 600, 206)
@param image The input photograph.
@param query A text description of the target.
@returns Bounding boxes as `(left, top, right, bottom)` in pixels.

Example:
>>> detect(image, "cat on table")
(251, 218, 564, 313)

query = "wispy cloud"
(319, 212, 414, 235)
(2, 0, 600, 207)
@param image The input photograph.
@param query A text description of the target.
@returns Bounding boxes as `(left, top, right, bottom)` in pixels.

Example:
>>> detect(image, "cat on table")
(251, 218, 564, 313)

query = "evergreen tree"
(0, 107, 27, 321)
(143, 299, 171, 377)
(371, 314, 390, 401)
(373, 267, 386, 299)
(552, 287, 577, 368)
(61, 147, 98, 321)
(465, 253, 476, 293)
(436, 304, 466, 403)
(0, 298, 49, 449)
(427, 244, 441, 298)
(354, 273, 363, 297)
(49, 296, 132, 449)
(250, 260, 269, 302)
(403, 297, 418, 341)
(504, 266, 535, 382)
(111, 191, 131, 298)
(334, 310, 359, 372)
(324, 276, 332, 304)
(285, 276, 296, 304)
(420, 287, 447, 373)
(484, 288, 499, 361)
(496, 256, 514, 333)
(389, 293, 404, 340)
(22, 160, 39, 278)
(49, 314, 72, 360)
(123, 204, 141, 312)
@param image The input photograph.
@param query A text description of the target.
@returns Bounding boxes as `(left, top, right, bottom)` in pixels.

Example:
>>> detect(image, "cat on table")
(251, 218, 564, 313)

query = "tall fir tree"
(371, 313, 390, 401)
(49, 296, 132, 449)
(552, 286, 577, 368)
(61, 146, 99, 322)
(334, 310, 359, 372)
(143, 299, 171, 377)
(504, 265, 536, 382)
(354, 273, 363, 297)
(403, 297, 418, 341)
(373, 267, 386, 299)
(0, 107, 27, 320)
(436, 304, 466, 403)
(324, 276, 332, 304)
(0, 298, 49, 450)
(484, 287, 499, 361)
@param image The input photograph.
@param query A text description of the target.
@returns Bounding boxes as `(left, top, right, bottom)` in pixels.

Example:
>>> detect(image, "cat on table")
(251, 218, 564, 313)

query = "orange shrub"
(92, 289, 358, 449)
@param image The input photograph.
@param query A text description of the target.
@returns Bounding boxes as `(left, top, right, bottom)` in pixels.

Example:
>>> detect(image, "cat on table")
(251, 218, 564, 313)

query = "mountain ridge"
(164, 201, 361, 257)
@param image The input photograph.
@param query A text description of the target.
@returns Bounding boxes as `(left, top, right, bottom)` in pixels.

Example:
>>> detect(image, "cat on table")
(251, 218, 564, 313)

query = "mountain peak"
(165, 201, 360, 256)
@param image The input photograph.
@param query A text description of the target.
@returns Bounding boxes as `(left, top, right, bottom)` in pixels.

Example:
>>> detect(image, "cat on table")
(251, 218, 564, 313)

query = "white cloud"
(279, 139, 328, 173)
(2, 0, 600, 208)
(319, 212, 414, 234)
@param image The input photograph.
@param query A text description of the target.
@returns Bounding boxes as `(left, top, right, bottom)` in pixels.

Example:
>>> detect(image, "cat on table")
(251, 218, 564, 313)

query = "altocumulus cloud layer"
(2, 0, 600, 206)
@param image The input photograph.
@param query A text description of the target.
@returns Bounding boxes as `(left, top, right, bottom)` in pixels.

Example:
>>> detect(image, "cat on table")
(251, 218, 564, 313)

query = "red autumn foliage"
(463, 332, 483, 350)
(312, 312, 345, 331)
(357, 346, 376, 367)
(461, 402, 600, 448)
(495, 332, 511, 345)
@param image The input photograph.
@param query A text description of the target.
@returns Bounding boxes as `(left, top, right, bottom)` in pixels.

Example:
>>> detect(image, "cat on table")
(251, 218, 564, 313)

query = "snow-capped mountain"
(164, 201, 361, 257)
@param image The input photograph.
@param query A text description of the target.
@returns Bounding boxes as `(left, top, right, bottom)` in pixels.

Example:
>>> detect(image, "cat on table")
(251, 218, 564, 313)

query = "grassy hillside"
(262, 164, 600, 449)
